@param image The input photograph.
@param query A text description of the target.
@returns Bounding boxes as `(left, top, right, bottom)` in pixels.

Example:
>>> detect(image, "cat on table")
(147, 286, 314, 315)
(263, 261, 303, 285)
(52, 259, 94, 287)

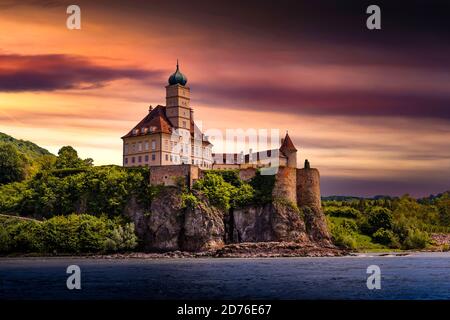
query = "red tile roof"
(121, 105, 172, 138)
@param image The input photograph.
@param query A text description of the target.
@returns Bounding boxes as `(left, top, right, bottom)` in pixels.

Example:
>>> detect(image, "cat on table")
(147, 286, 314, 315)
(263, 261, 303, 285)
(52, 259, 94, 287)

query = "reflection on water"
(0, 252, 449, 300)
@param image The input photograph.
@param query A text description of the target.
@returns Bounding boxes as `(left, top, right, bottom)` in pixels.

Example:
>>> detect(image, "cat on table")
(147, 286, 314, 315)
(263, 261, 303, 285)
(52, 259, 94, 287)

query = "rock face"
(182, 193, 225, 251)
(124, 188, 225, 252)
(232, 202, 308, 243)
(146, 187, 184, 251)
(123, 166, 335, 253)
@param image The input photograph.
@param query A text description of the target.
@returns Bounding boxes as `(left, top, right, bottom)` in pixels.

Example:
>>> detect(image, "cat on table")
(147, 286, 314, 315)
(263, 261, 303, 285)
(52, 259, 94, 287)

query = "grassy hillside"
(0, 132, 56, 184)
(0, 132, 53, 159)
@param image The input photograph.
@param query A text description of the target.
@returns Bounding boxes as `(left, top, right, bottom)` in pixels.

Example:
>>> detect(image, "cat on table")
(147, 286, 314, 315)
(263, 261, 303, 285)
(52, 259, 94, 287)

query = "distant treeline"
(323, 193, 450, 250)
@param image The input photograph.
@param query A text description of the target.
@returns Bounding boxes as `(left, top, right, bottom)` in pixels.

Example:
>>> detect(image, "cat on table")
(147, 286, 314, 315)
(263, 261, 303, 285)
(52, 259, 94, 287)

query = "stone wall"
(272, 166, 297, 204)
(149, 164, 199, 187)
(238, 168, 257, 181)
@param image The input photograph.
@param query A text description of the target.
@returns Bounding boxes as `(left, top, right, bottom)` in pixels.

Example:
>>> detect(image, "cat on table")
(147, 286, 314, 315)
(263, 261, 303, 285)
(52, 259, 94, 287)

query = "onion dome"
(168, 60, 187, 86)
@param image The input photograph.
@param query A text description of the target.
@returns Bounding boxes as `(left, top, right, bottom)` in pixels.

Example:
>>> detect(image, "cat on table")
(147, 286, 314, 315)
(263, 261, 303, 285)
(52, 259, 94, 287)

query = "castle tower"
(279, 132, 297, 168)
(165, 60, 191, 132)
(296, 160, 332, 244)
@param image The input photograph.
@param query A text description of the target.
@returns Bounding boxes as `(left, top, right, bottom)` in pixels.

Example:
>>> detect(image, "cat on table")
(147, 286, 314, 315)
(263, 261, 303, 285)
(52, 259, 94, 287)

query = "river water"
(0, 252, 449, 300)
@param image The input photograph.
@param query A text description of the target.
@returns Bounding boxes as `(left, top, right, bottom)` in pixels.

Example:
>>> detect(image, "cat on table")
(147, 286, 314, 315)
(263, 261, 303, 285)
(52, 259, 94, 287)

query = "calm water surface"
(0, 252, 449, 300)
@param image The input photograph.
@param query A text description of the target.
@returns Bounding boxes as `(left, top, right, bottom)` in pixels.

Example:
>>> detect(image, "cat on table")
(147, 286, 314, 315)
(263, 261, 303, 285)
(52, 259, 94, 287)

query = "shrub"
(181, 192, 199, 209)
(0, 219, 42, 253)
(204, 170, 242, 187)
(105, 223, 138, 252)
(372, 228, 400, 248)
(40, 215, 109, 253)
(193, 173, 237, 210)
(403, 229, 429, 250)
(0, 214, 138, 255)
(328, 217, 358, 249)
(324, 206, 360, 219)
(363, 206, 393, 235)
(331, 224, 357, 249)
(232, 183, 255, 208)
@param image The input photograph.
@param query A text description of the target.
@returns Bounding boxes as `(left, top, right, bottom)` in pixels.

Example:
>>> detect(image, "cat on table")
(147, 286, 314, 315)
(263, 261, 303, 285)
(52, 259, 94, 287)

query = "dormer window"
(141, 127, 147, 134)
(150, 126, 157, 132)
(133, 129, 139, 135)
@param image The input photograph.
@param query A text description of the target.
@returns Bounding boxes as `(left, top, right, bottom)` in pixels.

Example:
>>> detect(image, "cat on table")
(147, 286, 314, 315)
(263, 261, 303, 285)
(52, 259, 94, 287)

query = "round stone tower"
(296, 166, 321, 210)
(296, 160, 332, 244)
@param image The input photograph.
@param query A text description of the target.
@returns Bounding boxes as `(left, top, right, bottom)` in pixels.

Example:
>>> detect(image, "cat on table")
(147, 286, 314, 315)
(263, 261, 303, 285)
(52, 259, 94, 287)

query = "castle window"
(138, 156, 142, 163)
(124, 144, 128, 155)
(182, 121, 187, 128)
(138, 142, 142, 152)
(170, 155, 173, 162)
(151, 140, 156, 151)
(145, 141, 149, 151)
(165, 154, 168, 161)
(132, 157, 135, 164)
(124, 157, 128, 164)
(152, 153, 156, 161)
(145, 155, 149, 162)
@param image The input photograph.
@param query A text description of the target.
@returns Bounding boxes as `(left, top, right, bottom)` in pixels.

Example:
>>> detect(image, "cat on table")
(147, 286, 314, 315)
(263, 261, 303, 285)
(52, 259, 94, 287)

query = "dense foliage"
(192, 170, 275, 210)
(0, 141, 161, 225)
(0, 165, 154, 219)
(325, 194, 450, 250)
(0, 214, 137, 254)
(0, 132, 55, 185)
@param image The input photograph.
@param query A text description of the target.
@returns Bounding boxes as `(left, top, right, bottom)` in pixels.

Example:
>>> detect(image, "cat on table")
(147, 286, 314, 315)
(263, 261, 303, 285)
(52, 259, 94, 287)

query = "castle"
(122, 62, 299, 172)
(122, 61, 214, 169)
(122, 63, 322, 214)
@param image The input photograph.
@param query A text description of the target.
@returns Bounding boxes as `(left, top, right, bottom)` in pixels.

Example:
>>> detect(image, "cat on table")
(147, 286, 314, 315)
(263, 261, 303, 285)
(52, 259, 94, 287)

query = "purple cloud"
(0, 53, 164, 92)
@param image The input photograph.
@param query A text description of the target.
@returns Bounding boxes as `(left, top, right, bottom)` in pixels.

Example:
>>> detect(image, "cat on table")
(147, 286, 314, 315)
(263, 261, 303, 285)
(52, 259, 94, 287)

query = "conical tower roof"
(280, 132, 297, 153)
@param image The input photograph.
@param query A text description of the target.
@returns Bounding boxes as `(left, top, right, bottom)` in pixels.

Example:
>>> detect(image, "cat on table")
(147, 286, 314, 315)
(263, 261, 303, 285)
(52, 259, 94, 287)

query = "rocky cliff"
(124, 185, 334, 253)
(125, 187, 226, 252)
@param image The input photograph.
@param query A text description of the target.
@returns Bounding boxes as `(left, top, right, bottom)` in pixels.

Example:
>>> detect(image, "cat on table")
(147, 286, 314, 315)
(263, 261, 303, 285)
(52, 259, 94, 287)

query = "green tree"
(362, 206, 393, 235)
(55, 146, 92, 169)
(193, 173, 237, 210)
(436, 193, 450, 226)
(0, 143, 29, 184)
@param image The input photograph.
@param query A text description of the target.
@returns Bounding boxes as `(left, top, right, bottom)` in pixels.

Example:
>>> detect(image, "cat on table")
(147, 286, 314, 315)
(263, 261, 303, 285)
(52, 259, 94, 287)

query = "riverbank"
(0, 242, 347, 259)
(3, 240, 449, 260)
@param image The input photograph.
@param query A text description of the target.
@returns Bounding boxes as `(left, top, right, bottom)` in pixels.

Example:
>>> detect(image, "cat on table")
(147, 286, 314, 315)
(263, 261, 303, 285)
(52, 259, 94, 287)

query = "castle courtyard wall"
(150, 164, 199, 187)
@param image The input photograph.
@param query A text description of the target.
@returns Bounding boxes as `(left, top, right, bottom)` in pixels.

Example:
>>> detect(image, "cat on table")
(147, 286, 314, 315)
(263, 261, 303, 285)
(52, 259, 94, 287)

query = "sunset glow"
(1, 0, 449, 196)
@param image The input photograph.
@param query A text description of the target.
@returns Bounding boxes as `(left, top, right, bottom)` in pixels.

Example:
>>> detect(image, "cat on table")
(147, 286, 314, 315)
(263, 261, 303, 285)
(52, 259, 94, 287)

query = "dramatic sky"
(0, 0, 449, 197)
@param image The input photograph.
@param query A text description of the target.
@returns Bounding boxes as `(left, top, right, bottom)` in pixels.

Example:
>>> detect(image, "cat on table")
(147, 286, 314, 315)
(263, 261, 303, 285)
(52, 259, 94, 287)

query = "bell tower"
(166, 60, 191, 130)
